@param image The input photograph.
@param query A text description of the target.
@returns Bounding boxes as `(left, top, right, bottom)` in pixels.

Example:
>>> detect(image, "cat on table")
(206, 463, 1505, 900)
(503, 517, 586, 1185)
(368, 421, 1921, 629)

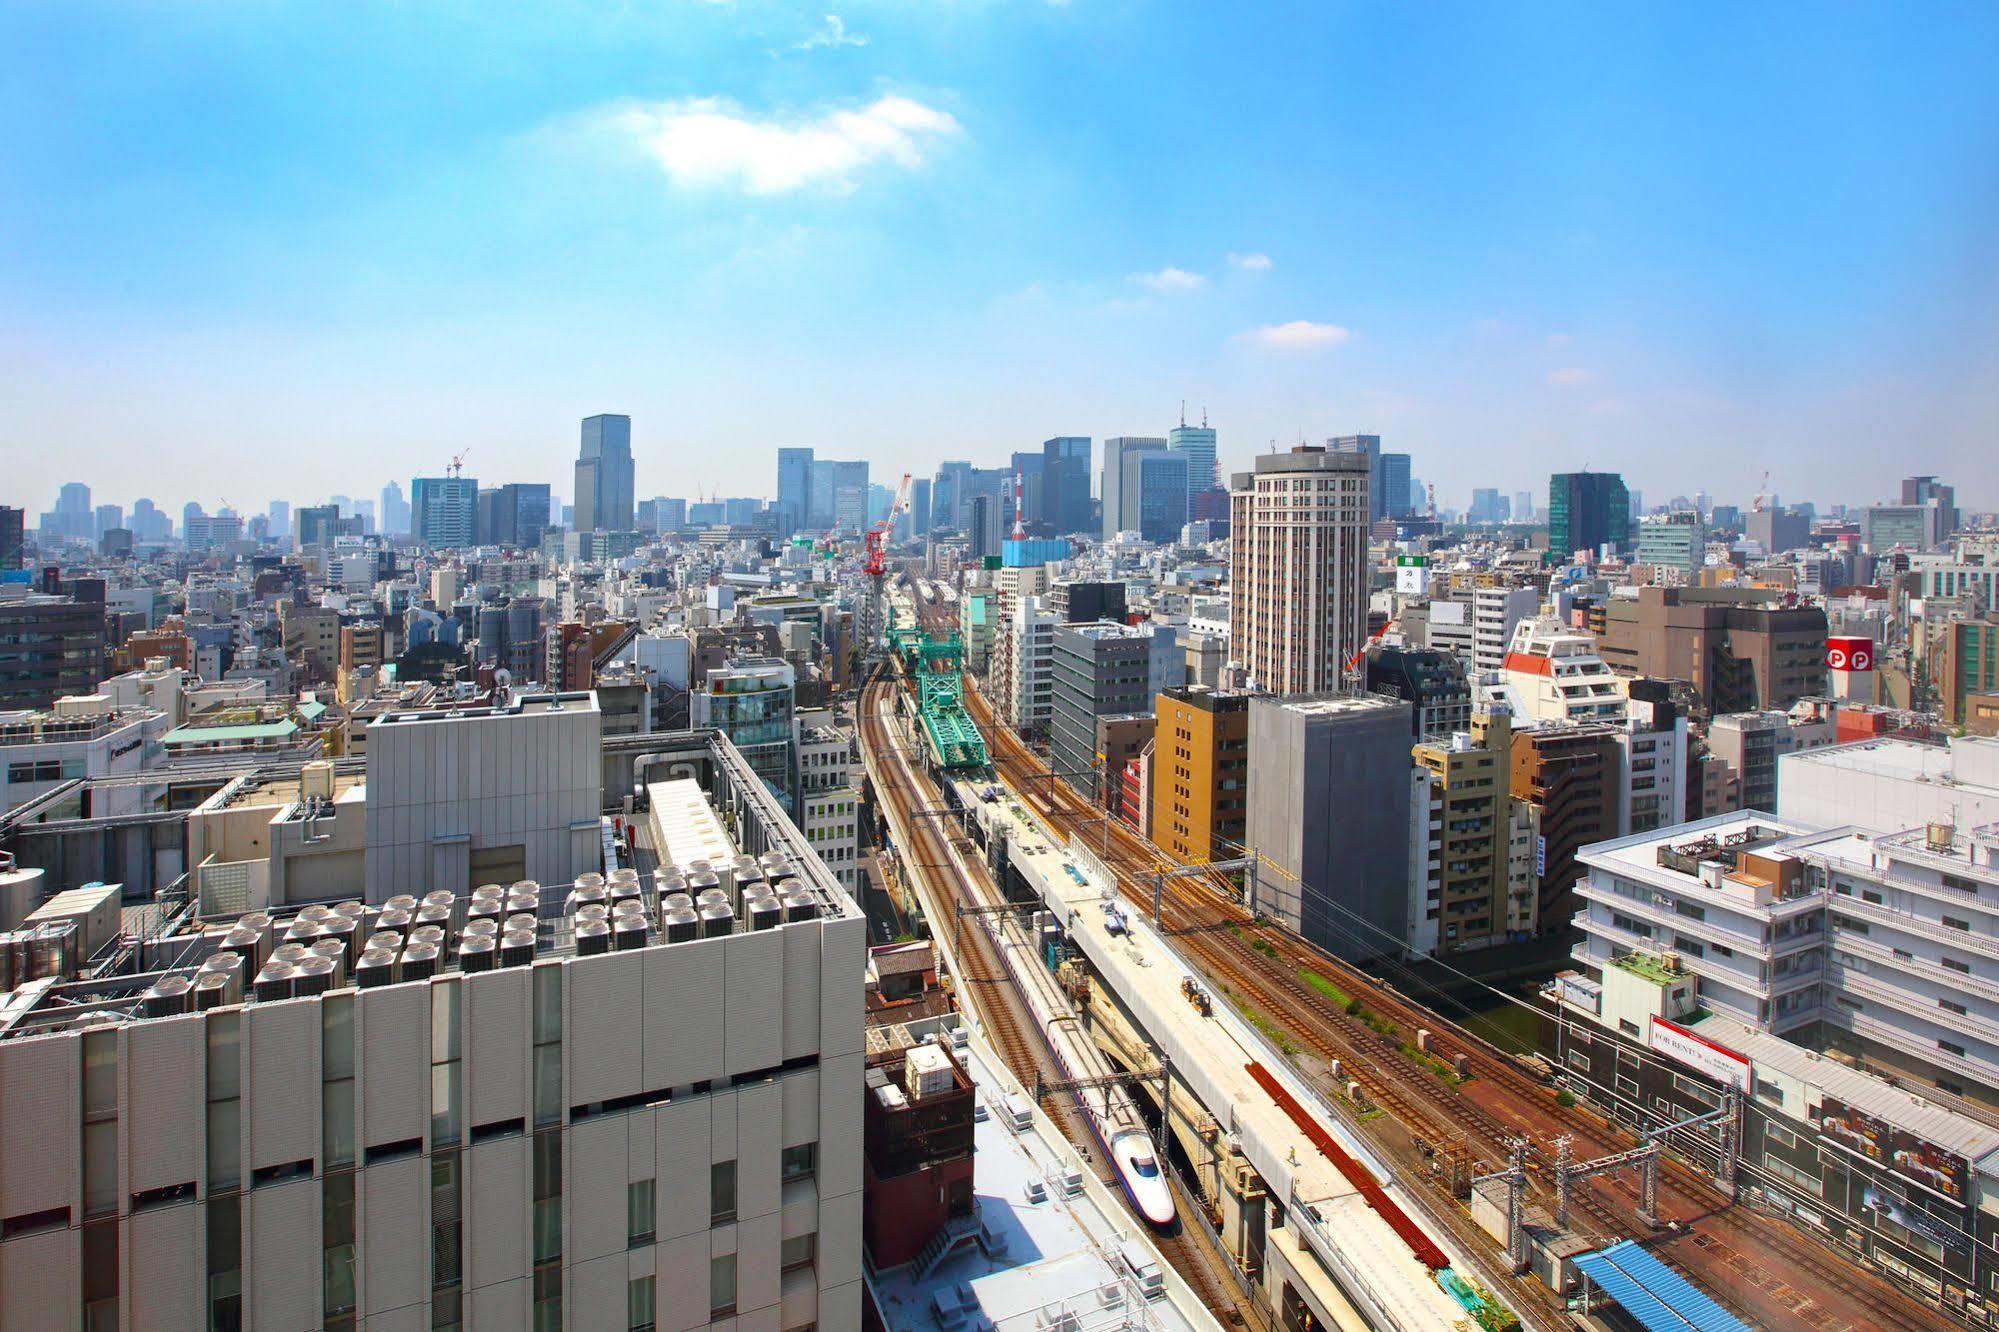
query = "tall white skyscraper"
(1166, 419, 1218, 513)
(575, 413, 635, 533)
(1228, 446, 1371, 695)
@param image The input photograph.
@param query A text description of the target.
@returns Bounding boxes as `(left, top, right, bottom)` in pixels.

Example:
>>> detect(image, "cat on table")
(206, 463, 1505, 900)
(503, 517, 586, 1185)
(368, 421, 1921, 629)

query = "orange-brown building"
(1150, 686, 1251, 866)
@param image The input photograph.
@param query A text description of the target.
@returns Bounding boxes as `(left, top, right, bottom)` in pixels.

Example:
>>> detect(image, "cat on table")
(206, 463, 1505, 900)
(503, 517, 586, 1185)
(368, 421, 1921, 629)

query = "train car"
(1108, 1127, 1176, 1227)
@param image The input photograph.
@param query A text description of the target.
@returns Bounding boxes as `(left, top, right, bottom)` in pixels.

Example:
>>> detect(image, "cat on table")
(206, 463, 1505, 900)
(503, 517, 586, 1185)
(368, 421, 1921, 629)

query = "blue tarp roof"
(1572, 1240, 1749, 1332)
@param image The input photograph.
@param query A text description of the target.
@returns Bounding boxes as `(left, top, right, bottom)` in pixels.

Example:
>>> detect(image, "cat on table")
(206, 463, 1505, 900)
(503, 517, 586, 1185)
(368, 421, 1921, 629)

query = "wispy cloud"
(792, 14, 867, 52)
(1226, 251, 1272, 273)
(1547, 366, 1593, 385)
(1130, 266, 1205, 293)
(592, 94, 959, 194)
(1240, 320, 1351, 350)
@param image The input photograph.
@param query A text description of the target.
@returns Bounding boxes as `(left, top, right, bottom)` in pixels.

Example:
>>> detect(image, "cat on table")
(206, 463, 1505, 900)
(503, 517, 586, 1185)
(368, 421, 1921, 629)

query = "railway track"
(959, 677, 1940, 1331)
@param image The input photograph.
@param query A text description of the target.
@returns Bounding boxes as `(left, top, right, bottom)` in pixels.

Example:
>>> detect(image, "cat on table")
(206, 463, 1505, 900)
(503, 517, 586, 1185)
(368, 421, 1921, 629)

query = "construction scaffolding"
(889, 617, 989, 772)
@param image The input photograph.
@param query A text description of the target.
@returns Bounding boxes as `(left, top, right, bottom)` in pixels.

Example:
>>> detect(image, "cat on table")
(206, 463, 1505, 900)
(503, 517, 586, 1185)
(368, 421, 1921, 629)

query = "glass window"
(532, 1132, 562, 1265)
(628, 1275, 656, 1332)
(323, 1172, 357, 1319)
(709, 1253, 737, 1317)
(627, 1178, 655, 1247)
(781, 1142, 817, 1182)
(207, 1196, 243, 1332)
(711, 1159, 736, 1225)
(781, 1232, 816, 1273)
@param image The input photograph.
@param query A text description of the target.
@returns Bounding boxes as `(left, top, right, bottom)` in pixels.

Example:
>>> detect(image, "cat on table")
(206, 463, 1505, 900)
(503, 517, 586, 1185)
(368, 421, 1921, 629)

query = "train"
(1078, 1081, 1177, 1229)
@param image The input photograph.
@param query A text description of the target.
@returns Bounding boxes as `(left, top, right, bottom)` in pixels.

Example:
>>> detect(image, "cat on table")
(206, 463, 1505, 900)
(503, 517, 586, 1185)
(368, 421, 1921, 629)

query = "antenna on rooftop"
(1180, 399, 1186, 428)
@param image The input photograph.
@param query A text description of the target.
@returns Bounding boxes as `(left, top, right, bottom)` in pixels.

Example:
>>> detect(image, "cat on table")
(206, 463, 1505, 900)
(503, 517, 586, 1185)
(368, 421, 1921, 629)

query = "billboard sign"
(1648, 1016, 1752, 1092)
(1816, 1097, 1969, 1203)
(1825, 636, 1875, 673)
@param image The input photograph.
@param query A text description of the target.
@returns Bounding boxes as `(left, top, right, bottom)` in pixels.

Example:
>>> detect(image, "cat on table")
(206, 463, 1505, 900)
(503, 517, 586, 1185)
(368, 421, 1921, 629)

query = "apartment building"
(1470, 585, 1539, 675)
(1500, 616, 1628, 724)
(799, 717, 861, 894)
(1150, 686, 1250, 866)
(0, 730, 866, 1332)
(1409, 709, 1514, 956)
(1511, 722, 1621, 930)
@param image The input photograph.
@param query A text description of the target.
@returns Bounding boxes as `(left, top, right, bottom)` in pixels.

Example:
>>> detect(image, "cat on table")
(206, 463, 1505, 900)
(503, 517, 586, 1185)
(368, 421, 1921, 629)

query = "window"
(627, 1179, 655, 1247)
(532, 963, 562, 1128)
(781, 1232, 817, 1273)
(1944, 956, 1971, 974)
(1766, 1122, 1799, 1151)
(431, 980, 463, 1148)
(323, 1172, 357, 1322)
(628, 1275, 656, 1332)
(1941, 998, 1968, 1016)
(208, 1196, 242, 1332)
(1940, 1039, 1967, 1058)
(323, 995, 356, 1168)
(711, 1160, 737, 1225)
(781, 1142, 818, 1183)
(710, 1253, 738, 1318)
(1944, 916, 1972, 932)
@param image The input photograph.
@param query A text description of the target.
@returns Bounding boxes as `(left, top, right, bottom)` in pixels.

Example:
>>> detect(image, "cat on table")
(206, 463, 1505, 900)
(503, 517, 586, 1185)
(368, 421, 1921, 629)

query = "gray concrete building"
(1047, 623, 1178, 805)
(1246, 693, 1414, 963)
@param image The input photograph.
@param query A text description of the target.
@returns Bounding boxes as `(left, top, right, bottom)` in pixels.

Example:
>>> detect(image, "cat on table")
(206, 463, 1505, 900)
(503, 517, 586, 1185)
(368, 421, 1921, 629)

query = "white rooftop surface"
(1578, 810, 1816, 879)
(647, 777, 737, 866)
(868, 1029, 1222, 1332)
(965, 781, 1474, 1329)
(1687, 1011, 1999, 1168)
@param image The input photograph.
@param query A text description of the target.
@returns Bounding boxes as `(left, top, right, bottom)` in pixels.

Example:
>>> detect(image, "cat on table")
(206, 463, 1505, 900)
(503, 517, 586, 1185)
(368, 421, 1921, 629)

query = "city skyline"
(5, 4, 1997, 507)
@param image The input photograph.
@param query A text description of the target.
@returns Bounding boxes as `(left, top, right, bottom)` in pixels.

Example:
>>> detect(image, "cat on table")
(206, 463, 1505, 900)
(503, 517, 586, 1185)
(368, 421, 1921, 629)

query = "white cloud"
(1130, 266, 1205, 293)
(1227, 251, 1272, 273)
(1240, 320, 1351, 350)
(1545, 331, 1573, 348)
(596, 94, 960, 194)
(1547, 366, 1593, 385)
(793, 14, 867, 52)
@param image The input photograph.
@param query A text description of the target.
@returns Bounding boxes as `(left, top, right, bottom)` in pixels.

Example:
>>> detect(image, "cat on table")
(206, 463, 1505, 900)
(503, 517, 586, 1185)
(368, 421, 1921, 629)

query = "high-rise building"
(0, 506, 24, 569)
(1120, 449, 1190, 544)
(930, 461, 972, 532)
(0, 594, 108, 709)
(1151, 686, 1251, 866)
(776, 446, 814, 537)
(809, 460, 868, 533)
(1548, 470, 1631, 559)
(1471, 585, 1541, 675)
(1468, 488, 1503, 524)
(1247, 693, 1415, 962)
(1900, 474, 1959, 538)
(1227, 446, 1371, 695)
(1040, 437, 1092, 536)
(1099, 437, 1164, 539)
(1048, 622, 1179, 806)
(1513, 490, 1535, 523)
(411, 476, 479, 548)
(908, 478, 932, 537)
(1939, 618, 1999, 727)
(1410, 709, 1516, 956)
(1167, 420, 1218, 518)
(574, 413, 635, 533)
(1635, 511, 1708, 576)
(1744, 505, 1808, 556)
(1598, 586, 1828, 715)
(479, 483, 552, 548)
(378, 482, 409, 537)
(1328, 435, 1412, 522)
(128, 498, 170, 544)
(92, 503, 122, 541)
(1007, 450, 1045, 530)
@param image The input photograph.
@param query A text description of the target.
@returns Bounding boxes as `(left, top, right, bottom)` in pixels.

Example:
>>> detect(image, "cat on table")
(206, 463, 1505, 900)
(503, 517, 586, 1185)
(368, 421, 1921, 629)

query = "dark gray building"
(1048, 623, 1179, 803)
(1365, 644, 1471, 738)
(0, 594, 108, 710)
(1246, 693, 1414, 963)
(1041, 437, 1092, 536)
(575, 413, 635, 533)
(1049, 582, 1126, 625)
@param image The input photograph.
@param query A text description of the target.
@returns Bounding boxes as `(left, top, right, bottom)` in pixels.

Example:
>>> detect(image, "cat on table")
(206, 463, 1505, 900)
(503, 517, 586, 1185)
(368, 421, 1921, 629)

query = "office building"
(1939, 618, 1999, 726)
(799, 716, 860, 893)
(1246, 693, 1414, 962)
(1779, 735, 1999, 831)
(776, 446, 814, 536)
(1409, 709, 1516, 956)
(1864, 503, 1945, 551)
(0, 696, 161, 814)
(995, 594, 1058, 739)
(1471, 585, 1541, 675)
(377, 482, 408, 537)
(1708, 708, 1837, 815)
(1618, 683, 1690, 835)
(1167, 420, 1219, 518)
(809, 461, 868, 534)
(1364, 643, 1471, 739)
(1467, 488, 1504, 524)
(1047, 623, 1178, 806)
(1598, 586, 1828, 715)
(1744, 506, 1808, 556)
(1047, 581, 1126, 626)
(1099, 436, 1166, 540)
(0, 506, 23, 569)
(1040, 436, 1093, 536)
(693, 659, 799, 813)
(1328, 435, 1412, 523)
(0, 726, 864, 1332)
(1510, 722, 1621, 928)
(1513, 491, 1535, 524)
(478, 483, 551, 549)
(908, 478, 932, 538)
(410, 477, 478, 549)
(1151, 686, 1250, 867)
(1227, 446, 1372, 696)
(1636, 511, 1708, 576)
(1120, 449, 1190, 544)
(0, 595, 109, 711)
(1548, 470, 1631, 559)
(574, 413, 635, 533)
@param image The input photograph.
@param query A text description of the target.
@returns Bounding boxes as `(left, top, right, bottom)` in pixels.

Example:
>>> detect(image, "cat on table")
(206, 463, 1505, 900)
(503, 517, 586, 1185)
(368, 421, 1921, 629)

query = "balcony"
(1833, 931, 1999, 1007)
(1834, 894, 1999, 959)
(1831, 965, 1999, 1050)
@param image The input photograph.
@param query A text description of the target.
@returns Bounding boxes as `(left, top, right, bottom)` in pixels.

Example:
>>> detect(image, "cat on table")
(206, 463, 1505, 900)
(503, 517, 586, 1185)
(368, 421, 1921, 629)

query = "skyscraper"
(411, 475, 479, 547)
(0, 506, 23, 569)
(574, 413, 635, 532)
(809, 459, 868, 532)
(1008, 450, 1045, 529)
(776, 446, 813, 537)
(1167, 420, 1219, 517)
(378, 482, 408, 537)
(1228, 445, 1371, 694)
(1121, 449, 1190, 544)
(1548, 470, 1632, 559)
(1040, 437, 1092, 535)
(1328, 434, 1411, 523)
(1100, 436, 1165, 539)
(909, 477, 932, 537)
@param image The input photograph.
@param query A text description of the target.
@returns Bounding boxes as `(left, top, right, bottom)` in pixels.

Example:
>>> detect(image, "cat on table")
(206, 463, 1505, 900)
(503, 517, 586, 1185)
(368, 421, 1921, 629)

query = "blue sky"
(4, 1, 1996, 516)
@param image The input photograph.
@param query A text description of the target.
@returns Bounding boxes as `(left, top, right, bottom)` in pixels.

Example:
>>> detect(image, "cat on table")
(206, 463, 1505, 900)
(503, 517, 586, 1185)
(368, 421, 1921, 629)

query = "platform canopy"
(1571, 1240, 1748, 1332)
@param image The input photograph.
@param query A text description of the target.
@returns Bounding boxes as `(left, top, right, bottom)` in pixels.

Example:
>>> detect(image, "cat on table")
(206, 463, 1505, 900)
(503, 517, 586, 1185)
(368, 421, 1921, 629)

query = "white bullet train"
(1080, 1082, 1177, 1228)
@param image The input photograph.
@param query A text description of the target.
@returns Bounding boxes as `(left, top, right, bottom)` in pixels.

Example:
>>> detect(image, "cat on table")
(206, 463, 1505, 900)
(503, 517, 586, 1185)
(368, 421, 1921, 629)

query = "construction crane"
(1753, 470, 1771, 514)
(1342, 616, 1399, 689)
(447, 449, 471, 479)
(856, 472, 913, 659)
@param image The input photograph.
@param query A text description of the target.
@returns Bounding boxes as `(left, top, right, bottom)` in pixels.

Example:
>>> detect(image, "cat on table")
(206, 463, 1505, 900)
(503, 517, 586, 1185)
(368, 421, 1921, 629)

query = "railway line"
(955, 674, 1939, 1332)
(858, 669, 1260, 1326)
